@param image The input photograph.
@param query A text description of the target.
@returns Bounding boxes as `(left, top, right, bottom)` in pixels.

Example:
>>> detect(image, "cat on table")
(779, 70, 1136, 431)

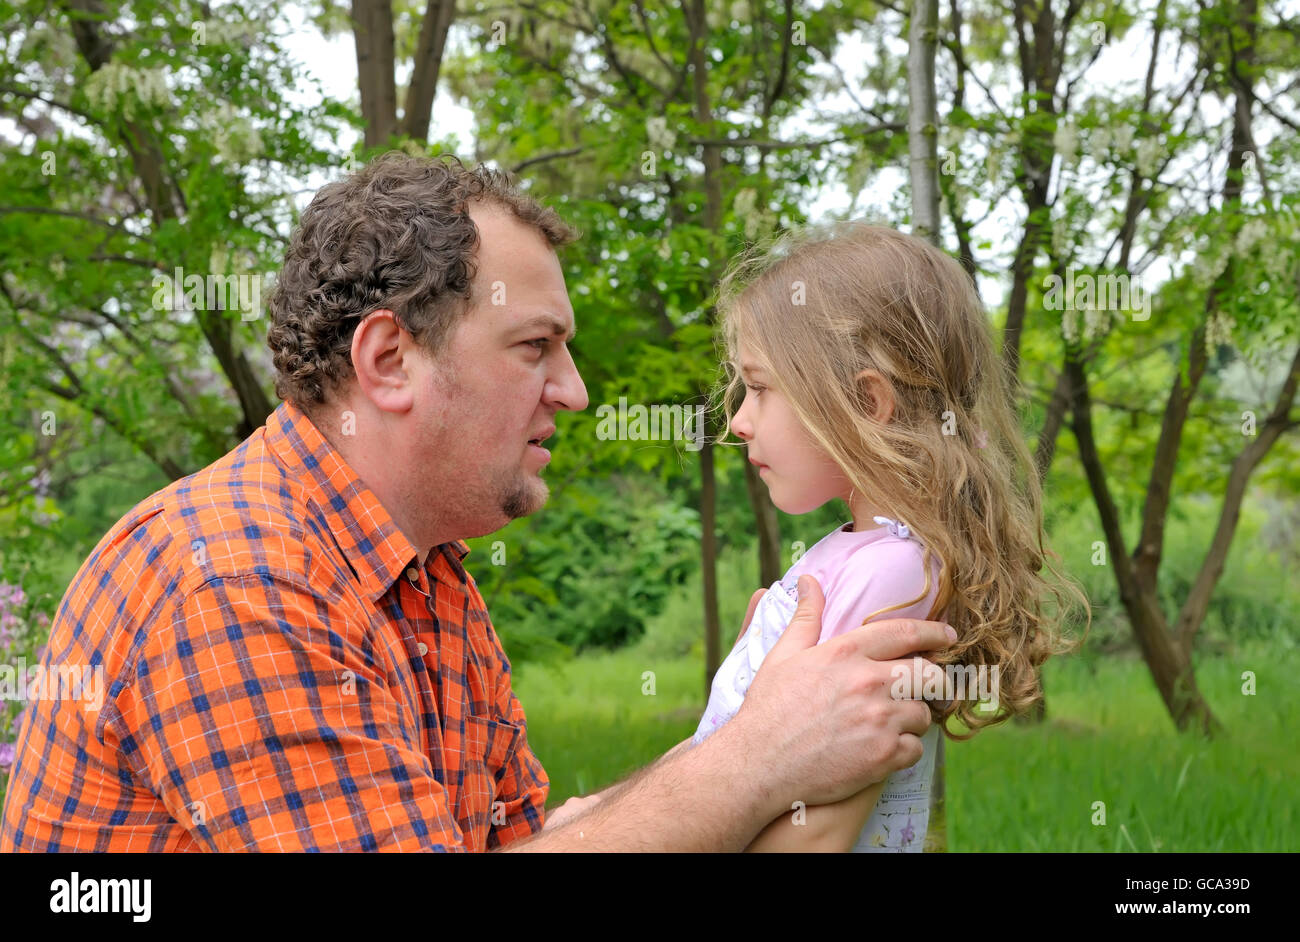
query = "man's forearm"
(502, 722, 774, 852)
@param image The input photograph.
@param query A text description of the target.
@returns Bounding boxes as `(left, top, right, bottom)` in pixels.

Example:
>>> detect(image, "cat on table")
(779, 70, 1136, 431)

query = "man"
(0, 153, 954, 852)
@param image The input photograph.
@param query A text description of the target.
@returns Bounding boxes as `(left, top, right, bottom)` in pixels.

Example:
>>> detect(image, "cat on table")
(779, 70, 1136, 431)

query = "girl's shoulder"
(810, 519, 943, 639)
(785, 516, 932, 593)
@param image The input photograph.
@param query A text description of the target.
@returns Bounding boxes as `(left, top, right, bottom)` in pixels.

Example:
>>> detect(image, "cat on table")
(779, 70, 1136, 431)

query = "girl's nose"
(729, 404, 753, 441)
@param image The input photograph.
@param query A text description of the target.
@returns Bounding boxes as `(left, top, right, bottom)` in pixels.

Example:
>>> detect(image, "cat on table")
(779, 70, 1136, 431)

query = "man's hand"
(728, 574, 954, 816)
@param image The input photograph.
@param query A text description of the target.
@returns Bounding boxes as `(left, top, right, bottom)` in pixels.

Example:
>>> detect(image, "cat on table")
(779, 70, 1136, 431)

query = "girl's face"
(729, 347, 851, 514)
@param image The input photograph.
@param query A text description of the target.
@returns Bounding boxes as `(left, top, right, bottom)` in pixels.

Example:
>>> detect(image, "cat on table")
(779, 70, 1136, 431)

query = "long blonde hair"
(713, 221, 1089, 739)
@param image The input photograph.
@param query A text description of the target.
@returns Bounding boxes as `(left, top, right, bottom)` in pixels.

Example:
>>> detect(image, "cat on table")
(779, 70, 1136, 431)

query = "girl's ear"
(854, 369, 895, 424)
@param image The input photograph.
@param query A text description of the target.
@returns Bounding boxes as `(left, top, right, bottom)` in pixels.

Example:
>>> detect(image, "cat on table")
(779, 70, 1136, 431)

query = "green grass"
(944, 641, 1298, 851)
(513, 627, 1300, 851)
(509, 503, 1300, 850)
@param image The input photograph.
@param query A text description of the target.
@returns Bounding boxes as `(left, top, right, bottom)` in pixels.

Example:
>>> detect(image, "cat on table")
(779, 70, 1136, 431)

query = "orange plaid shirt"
(0, 400, 549, 851)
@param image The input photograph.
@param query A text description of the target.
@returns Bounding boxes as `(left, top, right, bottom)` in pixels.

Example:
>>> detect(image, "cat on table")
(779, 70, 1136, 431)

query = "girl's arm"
(744, 779, 887, 853)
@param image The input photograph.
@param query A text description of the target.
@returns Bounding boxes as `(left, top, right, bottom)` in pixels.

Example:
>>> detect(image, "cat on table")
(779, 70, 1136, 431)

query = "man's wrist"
(504, 717, 772, 852)
(704, 711, 782, 824)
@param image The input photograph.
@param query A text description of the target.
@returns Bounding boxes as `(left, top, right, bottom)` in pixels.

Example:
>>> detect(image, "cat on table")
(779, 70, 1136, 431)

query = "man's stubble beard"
(430, 354, 548, 527)
(501, 466, 548, 520)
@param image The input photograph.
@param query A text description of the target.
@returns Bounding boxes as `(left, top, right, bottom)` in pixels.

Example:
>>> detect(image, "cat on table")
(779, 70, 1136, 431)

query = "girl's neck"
(845, 492, 884, 533)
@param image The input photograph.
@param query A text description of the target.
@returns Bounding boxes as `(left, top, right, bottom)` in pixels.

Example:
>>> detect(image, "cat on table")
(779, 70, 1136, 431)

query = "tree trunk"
(742, 460, 782, 586)
(353, 0, 398, 148)
(908, 0, 946, 853)
(685, 0, 725, 696)
(401, 0, 457, 142)
(1066, 353, 1222, 737)
(907, 0, 940, 241)
(700, 436, 721, 700)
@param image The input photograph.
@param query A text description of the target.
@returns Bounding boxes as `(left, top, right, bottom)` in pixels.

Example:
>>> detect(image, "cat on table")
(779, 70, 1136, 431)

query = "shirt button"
(406, 568, 419, 584)
(417, 642, 429, 656)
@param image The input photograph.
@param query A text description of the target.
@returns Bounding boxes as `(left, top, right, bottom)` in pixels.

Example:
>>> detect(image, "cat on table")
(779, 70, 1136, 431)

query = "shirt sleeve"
(479, 595, 550, 850)
(817, 540, 941, 644)
(110, 570, 469, 852)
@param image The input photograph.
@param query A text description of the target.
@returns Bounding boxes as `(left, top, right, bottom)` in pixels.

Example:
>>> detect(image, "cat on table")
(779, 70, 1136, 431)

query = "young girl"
(692, 222, 1086, 852)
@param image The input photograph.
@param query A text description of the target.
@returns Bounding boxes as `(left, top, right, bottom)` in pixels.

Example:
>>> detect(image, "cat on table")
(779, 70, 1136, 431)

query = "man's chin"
(501, 478, 549, 520)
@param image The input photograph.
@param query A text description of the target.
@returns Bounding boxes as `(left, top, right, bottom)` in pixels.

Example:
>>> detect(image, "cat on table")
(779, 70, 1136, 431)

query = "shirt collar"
(264, 400, 470, 602)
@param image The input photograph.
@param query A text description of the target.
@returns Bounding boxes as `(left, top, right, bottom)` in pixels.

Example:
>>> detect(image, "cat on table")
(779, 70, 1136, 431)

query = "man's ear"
(855, 368, 895, 424)
(351, 309, 416, 414)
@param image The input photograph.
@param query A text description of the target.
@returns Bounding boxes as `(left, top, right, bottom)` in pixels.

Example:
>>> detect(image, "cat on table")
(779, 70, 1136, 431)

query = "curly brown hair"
(266, 151, 578, 410)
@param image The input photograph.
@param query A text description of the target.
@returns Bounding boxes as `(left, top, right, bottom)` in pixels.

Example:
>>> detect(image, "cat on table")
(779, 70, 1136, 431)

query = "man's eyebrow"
(517, 314, 577, 341)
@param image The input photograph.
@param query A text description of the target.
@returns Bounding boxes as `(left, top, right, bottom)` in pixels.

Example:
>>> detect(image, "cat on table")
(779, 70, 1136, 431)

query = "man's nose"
(547, 344, 589, 412)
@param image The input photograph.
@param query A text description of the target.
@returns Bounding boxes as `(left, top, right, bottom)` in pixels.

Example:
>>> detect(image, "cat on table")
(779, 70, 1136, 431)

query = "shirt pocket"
(459, 712, 522, 844)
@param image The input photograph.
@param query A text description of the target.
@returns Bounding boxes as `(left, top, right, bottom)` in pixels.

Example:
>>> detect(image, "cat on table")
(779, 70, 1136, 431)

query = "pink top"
(789, 519, 944, 642)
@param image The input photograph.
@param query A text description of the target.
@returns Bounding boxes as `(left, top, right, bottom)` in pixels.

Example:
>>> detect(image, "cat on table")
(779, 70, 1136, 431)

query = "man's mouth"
(527, 427, 556, 462)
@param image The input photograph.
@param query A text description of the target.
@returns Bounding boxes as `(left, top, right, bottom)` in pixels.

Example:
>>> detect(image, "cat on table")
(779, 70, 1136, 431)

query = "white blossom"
(1136, 137, 1162, 178)
(1053, 120, 1079, 164)
(85, 63, 173, 115)
(646, 116, 676, 152)
(1205, 312, 1235, 353)
(1062, 308, 1079, 345)
(206, 102, 264, 163)
(1235, 217, 1268, 256)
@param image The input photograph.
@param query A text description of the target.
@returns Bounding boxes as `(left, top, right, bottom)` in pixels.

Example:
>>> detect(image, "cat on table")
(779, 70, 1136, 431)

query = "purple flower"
(0, 742, 16, 771)
(0, 582, 25, 608)
(900, 818, 916, 845)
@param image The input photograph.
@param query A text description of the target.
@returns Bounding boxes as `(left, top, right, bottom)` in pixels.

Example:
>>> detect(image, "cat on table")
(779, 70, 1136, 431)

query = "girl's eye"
(745, 383, 766, 396)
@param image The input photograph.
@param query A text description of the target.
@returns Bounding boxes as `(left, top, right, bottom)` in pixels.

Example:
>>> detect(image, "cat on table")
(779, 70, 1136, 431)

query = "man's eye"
(525, 338, 549, 350)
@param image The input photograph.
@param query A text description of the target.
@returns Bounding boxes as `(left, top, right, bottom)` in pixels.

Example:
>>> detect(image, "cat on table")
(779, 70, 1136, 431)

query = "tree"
(345, 0, 459, 147)
(1059, 0, 1299, 735)
(0, 0, 348, 512)
(907, 0, 949, 853)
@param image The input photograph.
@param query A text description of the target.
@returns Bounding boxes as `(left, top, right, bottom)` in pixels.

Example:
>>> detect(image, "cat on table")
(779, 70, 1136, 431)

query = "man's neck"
(306, 399, 440, 565)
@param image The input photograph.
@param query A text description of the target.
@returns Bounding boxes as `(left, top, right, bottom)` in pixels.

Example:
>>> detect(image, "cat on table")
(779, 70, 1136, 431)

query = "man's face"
(412, 202, 588, 539)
